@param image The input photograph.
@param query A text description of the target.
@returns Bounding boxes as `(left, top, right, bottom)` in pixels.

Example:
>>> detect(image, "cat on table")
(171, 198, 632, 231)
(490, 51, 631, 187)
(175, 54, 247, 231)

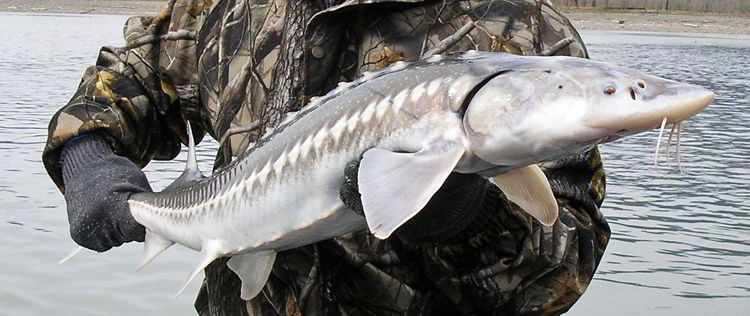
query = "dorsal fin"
(163, 121, 205, 192)
(186, 121, 199, 172)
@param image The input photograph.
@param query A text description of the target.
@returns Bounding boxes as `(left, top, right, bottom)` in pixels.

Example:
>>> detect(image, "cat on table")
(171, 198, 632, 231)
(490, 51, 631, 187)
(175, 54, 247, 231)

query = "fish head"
(462, 56, 713, 170)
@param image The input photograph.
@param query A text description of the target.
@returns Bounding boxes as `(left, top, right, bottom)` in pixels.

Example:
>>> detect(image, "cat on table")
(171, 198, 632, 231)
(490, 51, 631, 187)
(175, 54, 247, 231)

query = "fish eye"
(604, 86, 616, 95)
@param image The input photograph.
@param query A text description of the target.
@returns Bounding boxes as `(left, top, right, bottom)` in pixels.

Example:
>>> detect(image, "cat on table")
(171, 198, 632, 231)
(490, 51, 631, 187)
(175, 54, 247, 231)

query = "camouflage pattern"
(43, 0, 610, 315)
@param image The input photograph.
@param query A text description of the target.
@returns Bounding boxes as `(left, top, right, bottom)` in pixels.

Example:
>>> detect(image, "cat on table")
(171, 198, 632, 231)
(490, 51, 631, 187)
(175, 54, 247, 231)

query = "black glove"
(60, 133, 151, 252)
(340, 158, 501, 244)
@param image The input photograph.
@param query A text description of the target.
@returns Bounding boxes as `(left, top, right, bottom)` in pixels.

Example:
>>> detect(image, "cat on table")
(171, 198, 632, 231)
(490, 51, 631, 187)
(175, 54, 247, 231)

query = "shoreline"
(1, 1, 749, 36)
(561, 8, 750, 36)
(1, 0, 165, 16)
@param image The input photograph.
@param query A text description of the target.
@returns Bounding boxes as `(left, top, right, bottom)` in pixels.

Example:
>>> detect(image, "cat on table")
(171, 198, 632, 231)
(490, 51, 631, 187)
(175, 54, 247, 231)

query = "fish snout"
(644, 81, 714, 125)
(586, 78, 713, 133)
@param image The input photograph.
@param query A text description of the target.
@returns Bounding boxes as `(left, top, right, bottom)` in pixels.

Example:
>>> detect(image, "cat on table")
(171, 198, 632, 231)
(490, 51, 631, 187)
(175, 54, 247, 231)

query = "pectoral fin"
(493, 164, 559, 226)
(358, 140, 465, 239)
(227, 251, 277, 300)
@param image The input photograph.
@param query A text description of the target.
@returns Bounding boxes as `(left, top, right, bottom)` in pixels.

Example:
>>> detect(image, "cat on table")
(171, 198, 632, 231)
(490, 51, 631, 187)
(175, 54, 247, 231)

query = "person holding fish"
(43, 0, 611, 315)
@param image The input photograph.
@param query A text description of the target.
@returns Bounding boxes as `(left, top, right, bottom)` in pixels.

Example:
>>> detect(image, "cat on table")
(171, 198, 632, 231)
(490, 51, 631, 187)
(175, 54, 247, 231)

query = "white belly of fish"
(129, 149, 367, 299)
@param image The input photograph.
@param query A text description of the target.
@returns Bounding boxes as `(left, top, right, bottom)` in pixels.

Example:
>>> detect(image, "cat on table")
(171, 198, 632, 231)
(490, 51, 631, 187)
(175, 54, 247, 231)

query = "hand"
(340, 158, 499, 244)
(60, 133, 151, 252)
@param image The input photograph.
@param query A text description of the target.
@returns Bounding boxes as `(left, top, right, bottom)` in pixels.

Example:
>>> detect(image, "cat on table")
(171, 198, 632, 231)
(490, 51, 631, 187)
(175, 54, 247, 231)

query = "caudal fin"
(59, 246, 86, 264)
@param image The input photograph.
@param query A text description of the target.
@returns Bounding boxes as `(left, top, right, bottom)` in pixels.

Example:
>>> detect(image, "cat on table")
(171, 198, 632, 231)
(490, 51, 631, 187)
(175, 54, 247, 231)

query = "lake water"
(0, 12, 748, 316)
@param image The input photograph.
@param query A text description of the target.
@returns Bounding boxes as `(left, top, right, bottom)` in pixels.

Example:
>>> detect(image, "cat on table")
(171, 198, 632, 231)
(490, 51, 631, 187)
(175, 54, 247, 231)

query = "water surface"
(0, 13, 748, 315)
(569, 30, 750, 315)
(0, 13, 204, 316)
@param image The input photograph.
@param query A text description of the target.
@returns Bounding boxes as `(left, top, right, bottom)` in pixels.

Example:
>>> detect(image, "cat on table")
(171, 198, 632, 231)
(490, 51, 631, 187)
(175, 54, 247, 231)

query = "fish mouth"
(586, 87, 713, 133)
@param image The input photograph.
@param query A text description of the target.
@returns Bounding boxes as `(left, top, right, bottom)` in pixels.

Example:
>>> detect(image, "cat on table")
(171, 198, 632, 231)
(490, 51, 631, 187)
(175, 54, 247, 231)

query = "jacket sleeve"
(42, 2, 207, 192)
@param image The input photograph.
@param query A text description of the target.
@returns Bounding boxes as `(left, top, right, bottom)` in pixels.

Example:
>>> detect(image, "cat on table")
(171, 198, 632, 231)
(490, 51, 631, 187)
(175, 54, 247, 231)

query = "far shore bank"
(562, 8, 750, 35)
(1, 1, 749, 36)
(1, 0, 164, 16)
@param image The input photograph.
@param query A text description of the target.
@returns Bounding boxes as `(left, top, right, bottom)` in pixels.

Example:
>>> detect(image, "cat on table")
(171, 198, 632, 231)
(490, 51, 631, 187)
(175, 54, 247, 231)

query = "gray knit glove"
(60, 134, 151, 252)
(340, 159, 499, 244)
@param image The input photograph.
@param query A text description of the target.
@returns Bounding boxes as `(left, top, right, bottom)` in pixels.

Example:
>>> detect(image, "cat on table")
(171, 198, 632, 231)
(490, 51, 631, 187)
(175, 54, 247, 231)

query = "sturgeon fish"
(116, 52, 711, 300)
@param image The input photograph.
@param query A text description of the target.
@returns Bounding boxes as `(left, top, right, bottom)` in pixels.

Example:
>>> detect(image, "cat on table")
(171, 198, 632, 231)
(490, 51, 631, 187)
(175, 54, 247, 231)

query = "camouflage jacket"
(43, 0, 610, 315)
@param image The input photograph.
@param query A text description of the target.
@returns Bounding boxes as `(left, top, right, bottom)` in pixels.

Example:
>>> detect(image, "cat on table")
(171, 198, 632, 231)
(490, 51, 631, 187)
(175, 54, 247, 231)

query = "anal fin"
(137, 230, 175, 270)
(227, 251, 277, 300)
(493, 164, 559, 226)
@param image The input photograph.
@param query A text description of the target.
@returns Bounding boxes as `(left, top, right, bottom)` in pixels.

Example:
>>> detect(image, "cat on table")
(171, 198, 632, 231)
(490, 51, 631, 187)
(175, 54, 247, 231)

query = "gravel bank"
(1, 0, 164, 15)
(562, 8, 750, 36)
(2, 1, 748, 36)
